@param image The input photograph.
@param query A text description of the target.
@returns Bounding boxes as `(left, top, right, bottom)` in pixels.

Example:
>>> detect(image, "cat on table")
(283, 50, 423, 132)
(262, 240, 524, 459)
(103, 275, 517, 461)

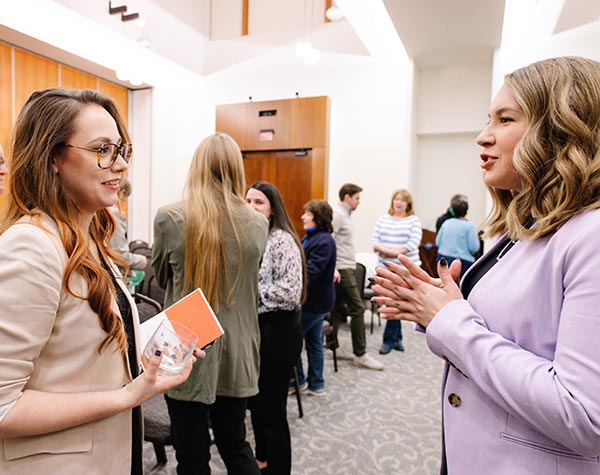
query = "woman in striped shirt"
(371, 189, 422, 354)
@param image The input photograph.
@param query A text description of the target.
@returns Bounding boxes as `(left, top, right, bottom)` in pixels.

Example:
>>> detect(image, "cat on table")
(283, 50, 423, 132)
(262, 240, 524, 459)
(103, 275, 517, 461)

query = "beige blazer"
(0, 212, 141, 475)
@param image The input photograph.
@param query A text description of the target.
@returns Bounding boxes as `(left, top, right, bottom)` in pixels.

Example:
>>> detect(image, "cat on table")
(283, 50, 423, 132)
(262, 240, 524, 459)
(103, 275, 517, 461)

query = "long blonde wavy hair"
(1, 88, 130, 354)
(483, 57, 600, 240)
(183, 133, 246, 310)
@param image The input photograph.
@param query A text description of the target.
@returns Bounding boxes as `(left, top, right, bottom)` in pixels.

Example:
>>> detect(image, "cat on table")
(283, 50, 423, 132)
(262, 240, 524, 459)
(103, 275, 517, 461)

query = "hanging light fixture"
(325, 2, 344, 21)
(296, 0, 321, 65)
(108, 1, 149, 85)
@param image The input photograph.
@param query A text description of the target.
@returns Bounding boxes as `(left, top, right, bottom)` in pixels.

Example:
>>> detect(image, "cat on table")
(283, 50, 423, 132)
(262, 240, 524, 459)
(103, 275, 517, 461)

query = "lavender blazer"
(426, 209, 600, 474)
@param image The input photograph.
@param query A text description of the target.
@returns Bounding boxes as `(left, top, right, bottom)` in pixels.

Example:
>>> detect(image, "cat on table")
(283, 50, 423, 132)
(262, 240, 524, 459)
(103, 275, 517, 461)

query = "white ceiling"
(8, 0, 600, 82)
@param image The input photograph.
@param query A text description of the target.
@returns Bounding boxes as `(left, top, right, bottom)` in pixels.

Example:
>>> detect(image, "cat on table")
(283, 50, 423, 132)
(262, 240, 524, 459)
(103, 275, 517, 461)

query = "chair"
(419, 229, 439, 278)
(143, 395, 172, 467)
(289, 366, 304, 418)
(133, 292, 162, 323)
(353, 263, 380, 334)
(130, 240, 165, 305)
(322, 315, 338, 372)
(132, 294, 172, 466)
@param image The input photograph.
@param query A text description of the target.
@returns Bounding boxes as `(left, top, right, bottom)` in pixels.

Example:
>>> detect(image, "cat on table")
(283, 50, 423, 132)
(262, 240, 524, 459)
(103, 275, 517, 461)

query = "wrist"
(117, 382, 140, 410)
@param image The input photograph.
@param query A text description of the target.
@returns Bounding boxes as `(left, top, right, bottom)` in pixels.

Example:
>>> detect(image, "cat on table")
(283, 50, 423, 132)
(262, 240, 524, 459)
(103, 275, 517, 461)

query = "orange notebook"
(139, 288, 224, 353)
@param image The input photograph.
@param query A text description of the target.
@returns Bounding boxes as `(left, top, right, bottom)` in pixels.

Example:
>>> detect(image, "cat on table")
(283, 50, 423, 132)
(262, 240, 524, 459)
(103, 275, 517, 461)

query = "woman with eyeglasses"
(152, 133, 268, 475)
(0, 88, 195, 475)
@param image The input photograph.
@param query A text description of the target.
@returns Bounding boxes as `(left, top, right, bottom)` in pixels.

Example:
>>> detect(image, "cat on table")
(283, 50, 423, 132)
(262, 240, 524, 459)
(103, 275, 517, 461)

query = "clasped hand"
(370, 255, 463, 328)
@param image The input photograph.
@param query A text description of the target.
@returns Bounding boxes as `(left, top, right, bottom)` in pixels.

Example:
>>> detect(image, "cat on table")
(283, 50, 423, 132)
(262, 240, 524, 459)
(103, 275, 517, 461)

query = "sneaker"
(379, 343, 391, 355)
(393, 340, 405, 352)
(353, 353, 384, 371)
(326, 347, 354, 361)
(288, 381, 308, 395)
(306, 387, 326, 396)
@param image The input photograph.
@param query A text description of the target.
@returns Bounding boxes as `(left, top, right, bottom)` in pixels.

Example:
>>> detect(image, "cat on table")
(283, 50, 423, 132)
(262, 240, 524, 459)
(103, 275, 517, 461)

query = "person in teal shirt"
(435, 198, 479, 278)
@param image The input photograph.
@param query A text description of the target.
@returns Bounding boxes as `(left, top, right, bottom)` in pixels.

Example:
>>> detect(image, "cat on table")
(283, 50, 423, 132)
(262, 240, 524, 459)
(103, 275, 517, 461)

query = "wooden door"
(271, 151, 313, 236)
(243, 150, 321, 238)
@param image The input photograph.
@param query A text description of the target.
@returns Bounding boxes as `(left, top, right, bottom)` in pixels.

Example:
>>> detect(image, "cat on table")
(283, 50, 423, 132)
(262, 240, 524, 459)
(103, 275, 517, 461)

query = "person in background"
(435, 196, 479, 278)
(371, 188, 422, 355)
(0, 144, 7, 195)
(296, 199, 336, 396)
(246, 181, 305, 475)
(152, 133, 268, 475)
(0, 88, 194, 475)
(435, 194, 468, 233)
(329, 183, 384, 371)
(372, 57, 600, 474)
(108, 177, 147, 275)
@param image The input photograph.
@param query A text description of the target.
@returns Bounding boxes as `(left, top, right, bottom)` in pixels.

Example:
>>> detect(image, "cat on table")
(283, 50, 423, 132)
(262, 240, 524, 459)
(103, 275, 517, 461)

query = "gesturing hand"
(370, 255, 463, 328)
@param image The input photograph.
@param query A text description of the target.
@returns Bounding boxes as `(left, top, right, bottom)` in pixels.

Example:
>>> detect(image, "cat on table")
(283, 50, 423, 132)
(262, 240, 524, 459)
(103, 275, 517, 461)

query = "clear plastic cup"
(142, 320, 199, 375)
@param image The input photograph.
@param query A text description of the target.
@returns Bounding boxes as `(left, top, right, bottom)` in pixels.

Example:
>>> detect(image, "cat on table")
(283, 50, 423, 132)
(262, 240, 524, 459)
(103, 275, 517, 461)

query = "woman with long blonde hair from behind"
(152, 133, 268, 475)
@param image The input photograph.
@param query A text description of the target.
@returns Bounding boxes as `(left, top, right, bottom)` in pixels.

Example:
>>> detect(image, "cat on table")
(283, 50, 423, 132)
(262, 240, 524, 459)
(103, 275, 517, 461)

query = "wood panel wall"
(0, 41, 129, 210)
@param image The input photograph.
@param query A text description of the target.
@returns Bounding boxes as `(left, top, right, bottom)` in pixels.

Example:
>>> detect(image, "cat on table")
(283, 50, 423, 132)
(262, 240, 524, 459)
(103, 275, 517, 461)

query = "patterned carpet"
(143, 312, 444, 475)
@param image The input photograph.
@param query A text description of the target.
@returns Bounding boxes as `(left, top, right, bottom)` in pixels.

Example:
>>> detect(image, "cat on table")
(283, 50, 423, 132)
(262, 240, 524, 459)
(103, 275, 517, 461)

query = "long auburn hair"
(247, 181, 307, 304)
(182, 133, 246, 310)
(482, 57, 600, 239)
(1, 88, 130, 354)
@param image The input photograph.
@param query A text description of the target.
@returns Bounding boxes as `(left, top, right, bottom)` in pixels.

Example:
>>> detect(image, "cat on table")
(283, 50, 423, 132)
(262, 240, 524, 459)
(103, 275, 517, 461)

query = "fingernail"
(367, 277, 376, 283)
(382, 260, 392, 267)
(440, 257, 448, 267)
(154, 349, 162, 357)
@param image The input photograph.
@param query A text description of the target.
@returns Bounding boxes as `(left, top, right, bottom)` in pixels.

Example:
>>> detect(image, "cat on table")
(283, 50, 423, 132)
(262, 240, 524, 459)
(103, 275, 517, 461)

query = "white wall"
(200, 48, 414, 252)
(411, 60, 493, 231)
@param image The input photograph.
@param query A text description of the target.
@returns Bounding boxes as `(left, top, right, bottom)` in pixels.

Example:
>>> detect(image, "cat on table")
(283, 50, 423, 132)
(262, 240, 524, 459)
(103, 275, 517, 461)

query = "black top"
(102, 261, 143, 475)
(461, 237, 516, 298)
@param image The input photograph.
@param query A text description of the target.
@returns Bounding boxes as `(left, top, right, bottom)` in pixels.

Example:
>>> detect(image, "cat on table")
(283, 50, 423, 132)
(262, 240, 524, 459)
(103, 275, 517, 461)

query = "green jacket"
(152, 201, 268, 404)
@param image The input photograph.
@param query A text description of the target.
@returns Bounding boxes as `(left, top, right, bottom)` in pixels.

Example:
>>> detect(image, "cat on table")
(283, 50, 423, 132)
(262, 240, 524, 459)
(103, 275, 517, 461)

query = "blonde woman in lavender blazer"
(372, 57, 600, 474)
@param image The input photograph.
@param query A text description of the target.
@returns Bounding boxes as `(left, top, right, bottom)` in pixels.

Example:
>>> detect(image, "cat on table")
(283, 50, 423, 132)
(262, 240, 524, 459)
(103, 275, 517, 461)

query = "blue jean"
(296, 311, 326, 390)
(382, 319, 403, 346)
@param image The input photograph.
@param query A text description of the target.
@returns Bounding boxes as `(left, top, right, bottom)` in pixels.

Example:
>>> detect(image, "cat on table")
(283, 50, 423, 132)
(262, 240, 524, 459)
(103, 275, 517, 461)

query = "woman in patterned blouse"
(246, 181, 306, 475)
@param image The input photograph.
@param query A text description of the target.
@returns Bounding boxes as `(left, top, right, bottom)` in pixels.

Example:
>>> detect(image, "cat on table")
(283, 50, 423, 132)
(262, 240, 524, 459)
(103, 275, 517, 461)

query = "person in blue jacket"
(435, 197, 479, 278)
(295, 199, 336, 396)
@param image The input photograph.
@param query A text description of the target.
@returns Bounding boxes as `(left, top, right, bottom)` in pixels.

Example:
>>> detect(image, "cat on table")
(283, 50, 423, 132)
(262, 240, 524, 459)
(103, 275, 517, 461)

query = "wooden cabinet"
(290, 96, 330, 149)
(245, 100, 292, 150)
(216, 103, 247, 149)
(216, 96, 330, 151)
(217, 95, 330, 237)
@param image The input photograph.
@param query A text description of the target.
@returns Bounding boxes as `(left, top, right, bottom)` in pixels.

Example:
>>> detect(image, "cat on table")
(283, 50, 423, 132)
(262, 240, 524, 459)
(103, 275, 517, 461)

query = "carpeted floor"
(143, 311, 444, 475)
